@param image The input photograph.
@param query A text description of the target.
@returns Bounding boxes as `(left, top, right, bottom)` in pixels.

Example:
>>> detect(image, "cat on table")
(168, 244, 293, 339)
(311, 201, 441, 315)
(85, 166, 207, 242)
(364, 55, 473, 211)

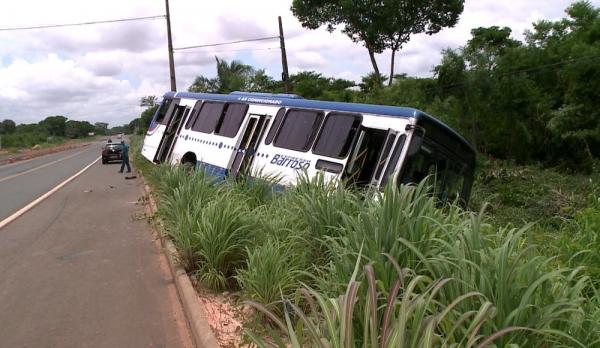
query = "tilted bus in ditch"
(142, 91, 476, 204)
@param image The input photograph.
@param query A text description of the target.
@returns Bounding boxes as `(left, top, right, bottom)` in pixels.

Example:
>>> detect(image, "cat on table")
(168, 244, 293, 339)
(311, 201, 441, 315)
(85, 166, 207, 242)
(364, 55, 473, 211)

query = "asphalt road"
(0, 144, 100, 221)
(0, 143, 192, 347)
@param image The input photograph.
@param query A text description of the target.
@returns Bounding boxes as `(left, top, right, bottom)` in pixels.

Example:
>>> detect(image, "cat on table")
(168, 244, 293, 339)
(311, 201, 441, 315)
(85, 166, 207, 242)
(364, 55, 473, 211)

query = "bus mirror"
(407, 129, 424, 156)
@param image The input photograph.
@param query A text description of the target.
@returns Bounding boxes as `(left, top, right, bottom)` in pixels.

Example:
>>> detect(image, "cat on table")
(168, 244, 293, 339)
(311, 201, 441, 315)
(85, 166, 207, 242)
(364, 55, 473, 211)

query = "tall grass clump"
(158, 169, 218, 271)
(192, 189, 256, 290)
(246, 258, 524, 348)
(225, 168, 282, 209)
(280, 173, 364, 268)
(236, 236, 310, 310)
(317, 181, 451, 294)
(149, 164, 196, 199)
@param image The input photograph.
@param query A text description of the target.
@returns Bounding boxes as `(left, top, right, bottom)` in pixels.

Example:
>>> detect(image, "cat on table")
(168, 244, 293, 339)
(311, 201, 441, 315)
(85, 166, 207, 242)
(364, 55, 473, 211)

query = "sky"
(0, 0, 596, 127)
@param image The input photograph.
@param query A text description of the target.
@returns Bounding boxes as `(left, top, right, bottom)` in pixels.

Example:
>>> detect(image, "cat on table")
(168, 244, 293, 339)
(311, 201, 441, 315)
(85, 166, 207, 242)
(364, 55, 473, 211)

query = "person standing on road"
(118, 140, 131, 173)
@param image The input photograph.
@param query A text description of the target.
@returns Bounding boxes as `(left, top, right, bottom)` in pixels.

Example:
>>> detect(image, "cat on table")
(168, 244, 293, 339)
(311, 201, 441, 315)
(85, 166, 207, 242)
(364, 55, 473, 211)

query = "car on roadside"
(102, 142, 123, 164)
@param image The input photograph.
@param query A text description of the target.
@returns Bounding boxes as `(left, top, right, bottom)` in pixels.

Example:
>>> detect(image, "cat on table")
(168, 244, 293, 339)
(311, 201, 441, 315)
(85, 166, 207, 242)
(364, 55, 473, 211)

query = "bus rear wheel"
(181, 153, 197, 171)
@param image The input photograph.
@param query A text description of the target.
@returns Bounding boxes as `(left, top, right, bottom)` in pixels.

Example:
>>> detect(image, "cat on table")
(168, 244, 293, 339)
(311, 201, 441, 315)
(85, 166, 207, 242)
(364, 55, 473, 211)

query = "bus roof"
(166, 91, 475, 155)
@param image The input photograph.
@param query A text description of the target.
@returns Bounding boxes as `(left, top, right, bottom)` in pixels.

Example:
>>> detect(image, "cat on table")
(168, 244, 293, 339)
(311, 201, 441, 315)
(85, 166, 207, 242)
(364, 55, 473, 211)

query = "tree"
(188, 57, 277, 94)
(138, 105, 158, 134)
(291, 0, 464, 86)
(544, 1, 600, 163)
(0, 119, 16, 134)
(463, 26, 520, 71)
(290, 71, 330, 99)
(380, 0, 465, 86)
(249, 69, 278, 92)
(287, 71, 356, 100)
(128, 118, 141, 135)
(39, 116, 67, 137)
(94, 122, 109, 135)
(359, 72, 388, 93)
(188, 76, 219, 93)
(65, 120, 94, 138)
(291, 0, 386, 82)
(140, 96, 158, 107)
(215, 57, 255, 93)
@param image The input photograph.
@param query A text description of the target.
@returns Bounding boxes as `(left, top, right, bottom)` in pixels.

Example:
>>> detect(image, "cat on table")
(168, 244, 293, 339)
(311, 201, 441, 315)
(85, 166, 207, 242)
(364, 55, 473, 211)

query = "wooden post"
(278, 16, 290, 93)
(165, 0, 177, 91)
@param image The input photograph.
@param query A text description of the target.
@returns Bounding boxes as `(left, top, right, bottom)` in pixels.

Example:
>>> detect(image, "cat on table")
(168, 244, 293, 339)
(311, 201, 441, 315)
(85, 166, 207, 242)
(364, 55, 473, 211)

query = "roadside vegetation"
(131, 135, 600, 347)
(132, 160, 599, 346)
(0, 116, 102, 150)
(0, 112, 142, 151)
(127, 1, 600, 346)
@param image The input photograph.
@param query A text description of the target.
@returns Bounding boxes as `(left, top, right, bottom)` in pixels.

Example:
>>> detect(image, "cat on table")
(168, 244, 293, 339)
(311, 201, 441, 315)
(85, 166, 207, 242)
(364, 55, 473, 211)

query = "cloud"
(78, 51, 124, 77)
(0, 55, 141, 125)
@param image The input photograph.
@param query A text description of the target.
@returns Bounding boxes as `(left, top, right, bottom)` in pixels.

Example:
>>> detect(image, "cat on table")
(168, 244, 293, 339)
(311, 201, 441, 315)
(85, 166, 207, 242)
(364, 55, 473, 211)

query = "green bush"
(0, 132, 53, 148)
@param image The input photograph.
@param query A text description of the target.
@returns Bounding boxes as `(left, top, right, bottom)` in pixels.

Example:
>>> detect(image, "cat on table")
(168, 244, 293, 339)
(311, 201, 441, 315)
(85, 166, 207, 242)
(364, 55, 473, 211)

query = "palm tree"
(187, 57, 277, 94)
(215, 57, 255, 93)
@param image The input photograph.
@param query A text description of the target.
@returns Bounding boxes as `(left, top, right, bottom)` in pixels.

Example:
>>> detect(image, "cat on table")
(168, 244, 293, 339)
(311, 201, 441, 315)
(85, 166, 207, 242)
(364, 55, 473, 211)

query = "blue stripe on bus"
(197, 161, 228, 180)
(243, 176, 287, 195)
(195, 162, 286, 193)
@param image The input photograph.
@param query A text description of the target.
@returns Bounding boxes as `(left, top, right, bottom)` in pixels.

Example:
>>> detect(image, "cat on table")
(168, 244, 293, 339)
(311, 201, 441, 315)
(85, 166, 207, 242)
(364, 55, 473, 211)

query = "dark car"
(102, 142, 123, 164)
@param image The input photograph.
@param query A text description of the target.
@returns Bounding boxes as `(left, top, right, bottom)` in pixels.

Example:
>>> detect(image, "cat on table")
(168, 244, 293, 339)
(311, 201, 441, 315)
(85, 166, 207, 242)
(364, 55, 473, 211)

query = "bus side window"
(214, 103, 249, 138)
(313, 113, 361, 159)
(264, 108, 285, 145)
(185, 101, 203, 130)
(273, 109, 324, 152)
(191, 102, 225, 133)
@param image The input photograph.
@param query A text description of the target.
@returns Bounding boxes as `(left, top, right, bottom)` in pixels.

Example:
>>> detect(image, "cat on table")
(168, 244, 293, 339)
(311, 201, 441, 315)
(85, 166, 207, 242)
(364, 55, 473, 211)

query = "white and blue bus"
(142, 91, 475, 204)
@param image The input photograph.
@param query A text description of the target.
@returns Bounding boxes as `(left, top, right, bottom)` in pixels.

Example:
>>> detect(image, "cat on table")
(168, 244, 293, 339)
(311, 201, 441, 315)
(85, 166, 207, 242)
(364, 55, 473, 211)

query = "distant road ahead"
(0, 143, 100, 221)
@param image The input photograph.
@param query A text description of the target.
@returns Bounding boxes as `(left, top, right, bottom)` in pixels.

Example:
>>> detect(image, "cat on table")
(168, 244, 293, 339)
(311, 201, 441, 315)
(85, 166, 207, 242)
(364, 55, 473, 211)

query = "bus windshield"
(399, 139, 473, 205)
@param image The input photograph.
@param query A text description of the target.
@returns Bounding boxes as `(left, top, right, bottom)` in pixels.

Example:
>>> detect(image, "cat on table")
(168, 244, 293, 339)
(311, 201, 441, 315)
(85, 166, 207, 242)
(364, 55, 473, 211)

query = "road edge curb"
(141, 179, 220, 348)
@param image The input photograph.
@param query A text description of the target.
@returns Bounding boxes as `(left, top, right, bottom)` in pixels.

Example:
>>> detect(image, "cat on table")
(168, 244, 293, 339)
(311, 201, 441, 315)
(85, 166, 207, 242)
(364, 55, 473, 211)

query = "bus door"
(142, 98, 178, 162)
(154, 105, 190, 163)
(228, 114, 269, 179)
(370, 129, 403, 188)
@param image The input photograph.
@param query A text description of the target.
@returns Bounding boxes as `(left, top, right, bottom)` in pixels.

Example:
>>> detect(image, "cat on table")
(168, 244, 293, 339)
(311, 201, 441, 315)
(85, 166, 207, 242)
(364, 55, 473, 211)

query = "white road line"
(0, 148, 91, 184)
(0, 156, 101, 230)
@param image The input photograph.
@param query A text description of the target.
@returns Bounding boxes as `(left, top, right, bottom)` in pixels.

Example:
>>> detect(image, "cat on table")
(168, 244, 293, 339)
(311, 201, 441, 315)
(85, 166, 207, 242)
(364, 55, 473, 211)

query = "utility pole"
(165, 0, 177, 91)
(278, 16, 290, 93)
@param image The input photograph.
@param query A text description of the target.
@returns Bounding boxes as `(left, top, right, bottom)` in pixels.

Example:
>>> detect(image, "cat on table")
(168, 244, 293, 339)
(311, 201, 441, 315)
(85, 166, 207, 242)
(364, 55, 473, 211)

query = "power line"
(0, 15, 165, 32)
(173, 36, 279, 51)
(174, 46, 280, 54)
